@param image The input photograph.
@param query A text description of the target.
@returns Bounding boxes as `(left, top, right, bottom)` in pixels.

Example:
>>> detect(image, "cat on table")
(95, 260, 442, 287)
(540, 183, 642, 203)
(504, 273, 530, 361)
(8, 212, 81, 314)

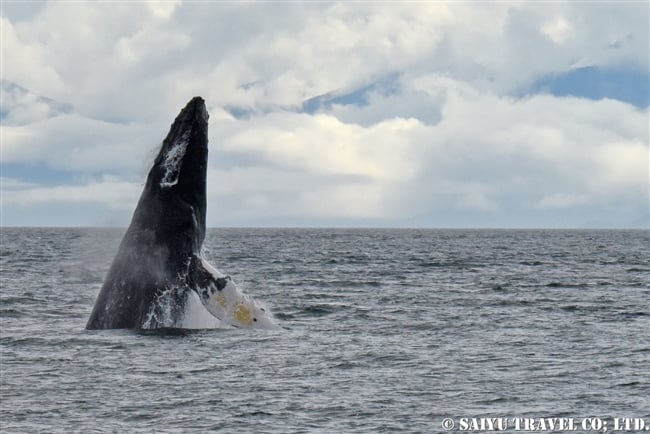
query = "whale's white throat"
(190, 258, 276, 329)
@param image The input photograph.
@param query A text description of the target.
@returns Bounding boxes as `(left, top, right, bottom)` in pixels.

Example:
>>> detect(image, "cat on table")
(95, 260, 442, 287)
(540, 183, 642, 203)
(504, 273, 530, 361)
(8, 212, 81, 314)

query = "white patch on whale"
(160, 131, 190, 188)
(193, 258, 277, 329)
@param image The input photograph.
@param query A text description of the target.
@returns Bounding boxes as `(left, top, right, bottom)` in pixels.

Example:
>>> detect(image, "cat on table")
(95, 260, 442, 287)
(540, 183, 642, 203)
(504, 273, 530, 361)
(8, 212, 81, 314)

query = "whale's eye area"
(253, 318, 257, 322)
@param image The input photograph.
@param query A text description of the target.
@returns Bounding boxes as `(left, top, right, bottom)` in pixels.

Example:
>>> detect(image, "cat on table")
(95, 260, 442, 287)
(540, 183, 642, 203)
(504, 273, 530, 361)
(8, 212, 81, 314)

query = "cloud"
(1, 81, 71, 125)
(1, 16, 64, 96)
(207, 169, 391, 224)
(1, 2, 648, 227)
(2, 175, 140, 210)
(594, 140, 649, 189)
(2, 112, 163, 175)
(218, 112, 424, 180)
(541, 16, 572, 45)
(533, 193, 589, 210)
(7, 2, 647, 117)
(206, 86, 648, 226)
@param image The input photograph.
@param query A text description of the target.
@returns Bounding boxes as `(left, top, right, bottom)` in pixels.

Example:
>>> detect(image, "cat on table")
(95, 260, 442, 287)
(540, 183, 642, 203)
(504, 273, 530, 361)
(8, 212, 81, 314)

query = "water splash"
(181, 290, 221, 329)
(142, 285, 184, 329)
(142, 256, 278, 330)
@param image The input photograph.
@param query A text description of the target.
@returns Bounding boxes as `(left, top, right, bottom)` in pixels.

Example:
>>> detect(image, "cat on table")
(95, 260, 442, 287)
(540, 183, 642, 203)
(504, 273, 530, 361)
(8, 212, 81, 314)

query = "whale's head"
(130, 96, 209, 252)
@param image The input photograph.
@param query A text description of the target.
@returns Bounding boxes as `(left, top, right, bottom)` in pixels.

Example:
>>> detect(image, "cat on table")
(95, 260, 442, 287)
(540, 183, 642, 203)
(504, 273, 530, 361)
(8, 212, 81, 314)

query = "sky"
(1, 1, 649, 228)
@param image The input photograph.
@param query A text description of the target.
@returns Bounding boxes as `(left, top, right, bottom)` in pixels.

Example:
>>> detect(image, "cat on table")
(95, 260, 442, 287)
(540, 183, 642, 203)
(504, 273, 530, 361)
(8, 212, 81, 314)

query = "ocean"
(1, 228, 649, 433)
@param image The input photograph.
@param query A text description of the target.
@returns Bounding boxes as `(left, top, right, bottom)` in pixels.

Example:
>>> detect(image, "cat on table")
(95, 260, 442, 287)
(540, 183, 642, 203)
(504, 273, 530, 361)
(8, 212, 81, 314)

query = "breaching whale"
(86, 97, 272, 329)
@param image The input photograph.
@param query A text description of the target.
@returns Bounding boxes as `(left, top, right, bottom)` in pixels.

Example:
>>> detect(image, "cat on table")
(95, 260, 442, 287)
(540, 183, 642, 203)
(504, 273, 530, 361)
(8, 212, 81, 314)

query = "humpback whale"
(87, 97, 272, 329)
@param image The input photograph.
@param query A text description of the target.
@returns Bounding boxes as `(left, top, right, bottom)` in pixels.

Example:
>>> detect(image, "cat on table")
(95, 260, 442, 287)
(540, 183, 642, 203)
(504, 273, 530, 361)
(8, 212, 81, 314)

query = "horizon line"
(1, 225, 648, 231)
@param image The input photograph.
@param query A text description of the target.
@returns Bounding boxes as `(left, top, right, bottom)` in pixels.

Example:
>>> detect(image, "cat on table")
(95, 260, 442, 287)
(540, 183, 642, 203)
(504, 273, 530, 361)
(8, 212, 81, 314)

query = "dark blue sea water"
(1, 228, 649, 433)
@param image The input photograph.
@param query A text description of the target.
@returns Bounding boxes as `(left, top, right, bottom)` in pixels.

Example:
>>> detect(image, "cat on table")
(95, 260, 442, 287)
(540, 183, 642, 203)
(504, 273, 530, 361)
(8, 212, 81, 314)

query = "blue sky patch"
(3, 163, 85, 185)
(224, 106, 256, 120)
(301, 73, 401, 114)
(528, 66, 649, 107)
